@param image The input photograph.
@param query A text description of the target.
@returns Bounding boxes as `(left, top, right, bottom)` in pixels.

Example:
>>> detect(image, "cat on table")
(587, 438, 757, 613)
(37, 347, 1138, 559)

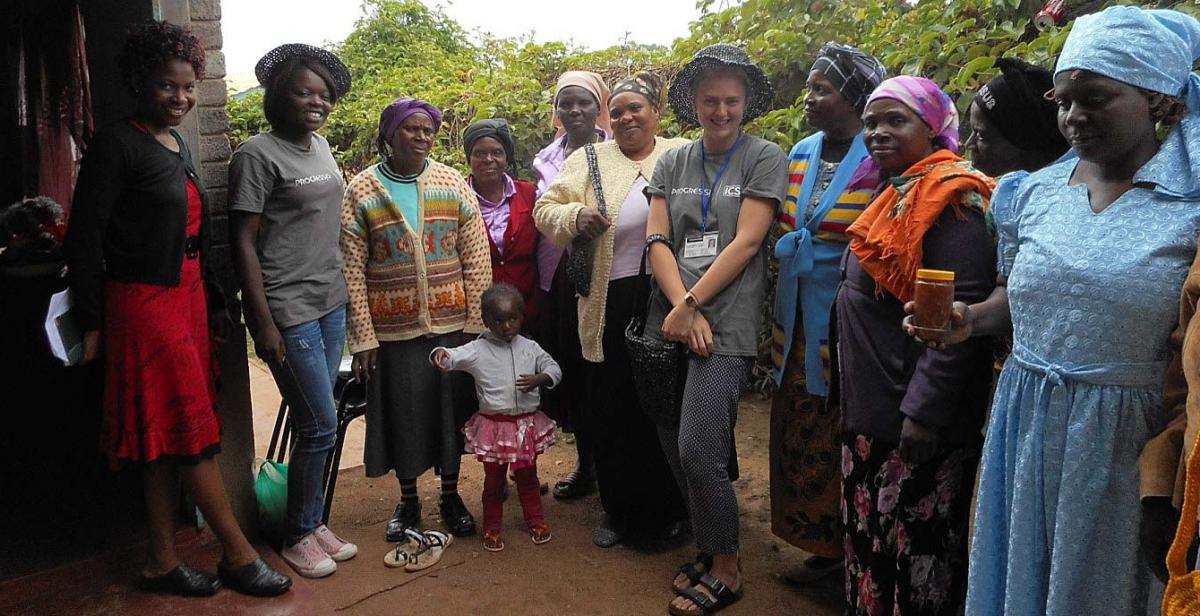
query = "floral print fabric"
(842, 433, 979, 616)
(769, 323, 842, 558)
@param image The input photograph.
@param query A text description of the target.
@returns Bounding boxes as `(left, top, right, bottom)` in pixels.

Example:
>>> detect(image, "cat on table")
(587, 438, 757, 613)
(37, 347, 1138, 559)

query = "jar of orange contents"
(913, 269, 955, 341)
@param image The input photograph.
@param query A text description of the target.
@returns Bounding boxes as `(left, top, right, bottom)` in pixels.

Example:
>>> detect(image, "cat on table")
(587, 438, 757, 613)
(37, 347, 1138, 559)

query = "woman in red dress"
(64, 21, 290, 598)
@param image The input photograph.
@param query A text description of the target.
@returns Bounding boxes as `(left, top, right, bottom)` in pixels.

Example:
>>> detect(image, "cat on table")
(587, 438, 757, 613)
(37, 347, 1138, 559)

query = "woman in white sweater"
(534, 72, 688, 548)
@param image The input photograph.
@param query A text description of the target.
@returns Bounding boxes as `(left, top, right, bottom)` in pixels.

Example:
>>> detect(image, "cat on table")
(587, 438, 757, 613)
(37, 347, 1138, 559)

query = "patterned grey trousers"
(657, 353, 753, 555)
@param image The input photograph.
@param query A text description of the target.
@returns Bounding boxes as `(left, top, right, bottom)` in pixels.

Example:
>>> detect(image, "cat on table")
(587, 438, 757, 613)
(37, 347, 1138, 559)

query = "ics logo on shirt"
(670, 185, 743, 198)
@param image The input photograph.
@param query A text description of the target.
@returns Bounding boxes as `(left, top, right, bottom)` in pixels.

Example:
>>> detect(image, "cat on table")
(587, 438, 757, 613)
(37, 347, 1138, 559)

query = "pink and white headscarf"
(850, 76, 959, 186)
(866, 75, 960, 153)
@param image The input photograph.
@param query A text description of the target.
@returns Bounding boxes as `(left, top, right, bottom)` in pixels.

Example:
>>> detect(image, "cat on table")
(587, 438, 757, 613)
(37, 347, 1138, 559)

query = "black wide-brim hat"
(255, 43, 352, 99)
(668, 44, 774, 127)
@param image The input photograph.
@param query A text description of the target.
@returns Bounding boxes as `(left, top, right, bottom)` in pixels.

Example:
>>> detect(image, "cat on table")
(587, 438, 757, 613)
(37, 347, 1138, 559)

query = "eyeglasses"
(470, 149, 506, 161)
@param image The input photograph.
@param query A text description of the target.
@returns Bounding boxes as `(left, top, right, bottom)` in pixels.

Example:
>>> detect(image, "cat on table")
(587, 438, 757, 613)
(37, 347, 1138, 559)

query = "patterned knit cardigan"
(534, 136, 689, 362)
(340, 159, 492, 353)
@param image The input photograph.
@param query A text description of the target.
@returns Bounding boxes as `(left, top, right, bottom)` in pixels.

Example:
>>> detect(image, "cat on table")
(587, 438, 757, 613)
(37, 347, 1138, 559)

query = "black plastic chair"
(265, 358, 368, 525)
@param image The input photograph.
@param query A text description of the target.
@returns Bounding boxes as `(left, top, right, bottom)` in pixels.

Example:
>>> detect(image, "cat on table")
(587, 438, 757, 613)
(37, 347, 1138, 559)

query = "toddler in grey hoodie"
(430, 283, 560, 551)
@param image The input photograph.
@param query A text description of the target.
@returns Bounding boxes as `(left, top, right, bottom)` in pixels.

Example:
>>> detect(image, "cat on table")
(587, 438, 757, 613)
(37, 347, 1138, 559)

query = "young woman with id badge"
(643, 44, 787, 616)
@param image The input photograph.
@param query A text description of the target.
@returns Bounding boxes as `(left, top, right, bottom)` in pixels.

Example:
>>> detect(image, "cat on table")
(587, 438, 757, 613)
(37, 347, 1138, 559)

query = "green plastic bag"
(254, 458, 288, 544)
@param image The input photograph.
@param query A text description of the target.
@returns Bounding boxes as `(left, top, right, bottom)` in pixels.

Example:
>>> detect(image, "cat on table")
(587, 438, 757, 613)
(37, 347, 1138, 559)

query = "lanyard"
(699, 131, 743, 230)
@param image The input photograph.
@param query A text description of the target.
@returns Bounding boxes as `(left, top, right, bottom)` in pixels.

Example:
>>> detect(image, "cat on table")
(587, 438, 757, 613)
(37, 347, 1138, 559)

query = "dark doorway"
(0, 0, 154, 581)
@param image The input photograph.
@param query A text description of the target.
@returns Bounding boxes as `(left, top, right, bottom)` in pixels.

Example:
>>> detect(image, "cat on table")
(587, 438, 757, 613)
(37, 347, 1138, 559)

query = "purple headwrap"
(376, 97, 444, 158)
(867, 76, 959, 152)
(850, 76, 959, 186)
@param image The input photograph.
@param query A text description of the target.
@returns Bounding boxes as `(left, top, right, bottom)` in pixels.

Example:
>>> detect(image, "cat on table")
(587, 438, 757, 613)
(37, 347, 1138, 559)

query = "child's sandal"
(383, 545, 411, 568)
(387, 528, 452, 571)
(483, 530, 504, 552)
(419, 529, 453, 549)
(529, 523, 552, 545)
(403, 535, 446, 573)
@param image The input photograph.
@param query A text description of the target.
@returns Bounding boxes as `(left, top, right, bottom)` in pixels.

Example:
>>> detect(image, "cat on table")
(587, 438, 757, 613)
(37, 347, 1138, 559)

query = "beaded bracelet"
(645, 233, 671, 248)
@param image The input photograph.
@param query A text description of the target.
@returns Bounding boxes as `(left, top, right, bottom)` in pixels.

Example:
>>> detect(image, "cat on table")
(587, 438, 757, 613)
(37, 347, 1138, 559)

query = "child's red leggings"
(482, 461, 544, 533)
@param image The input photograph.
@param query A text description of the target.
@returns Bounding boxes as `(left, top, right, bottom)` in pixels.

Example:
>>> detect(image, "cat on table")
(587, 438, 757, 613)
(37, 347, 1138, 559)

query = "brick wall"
(190, 1, 232, 280)
(181, 0, 257, 531)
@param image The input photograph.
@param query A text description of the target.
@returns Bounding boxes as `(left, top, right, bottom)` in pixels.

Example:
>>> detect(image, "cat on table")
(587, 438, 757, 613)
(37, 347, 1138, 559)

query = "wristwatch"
(683, 291, 700, 310)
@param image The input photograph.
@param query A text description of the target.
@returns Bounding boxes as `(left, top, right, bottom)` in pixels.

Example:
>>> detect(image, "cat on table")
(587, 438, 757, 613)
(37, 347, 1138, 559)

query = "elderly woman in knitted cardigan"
(534, 73, 689, 548)
(341, 97, 491, 543)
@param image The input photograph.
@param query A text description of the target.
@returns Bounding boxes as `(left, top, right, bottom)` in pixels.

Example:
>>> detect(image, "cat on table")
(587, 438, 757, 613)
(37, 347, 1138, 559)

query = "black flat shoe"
(217, 558, 292, 597)
(439, 494, 477, 537)
(592, 520, 625, 548)
(386, 501, 422, 542)
(139, 563, 221, 597)
(552, 470, 596, 500)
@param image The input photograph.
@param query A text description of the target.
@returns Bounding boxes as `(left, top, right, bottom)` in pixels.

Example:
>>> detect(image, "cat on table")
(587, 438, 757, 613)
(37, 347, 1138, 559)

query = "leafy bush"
(227, 0, 1194, 392)
(228, 0, 678, 179)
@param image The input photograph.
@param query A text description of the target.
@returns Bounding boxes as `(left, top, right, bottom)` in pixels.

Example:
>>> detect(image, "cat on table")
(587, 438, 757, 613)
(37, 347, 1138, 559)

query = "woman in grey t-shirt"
(646, 45, 787, 616)
(229, 44, 357, 579)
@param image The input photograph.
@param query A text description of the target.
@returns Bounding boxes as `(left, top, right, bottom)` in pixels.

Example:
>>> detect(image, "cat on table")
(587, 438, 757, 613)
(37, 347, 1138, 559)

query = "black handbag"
(624, 244, 687, 426)
(565, 144, 606, 297)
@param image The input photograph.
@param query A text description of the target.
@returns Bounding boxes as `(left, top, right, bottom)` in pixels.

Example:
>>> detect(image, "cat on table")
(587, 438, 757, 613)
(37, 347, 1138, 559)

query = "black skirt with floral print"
(841, 433, 981, 616)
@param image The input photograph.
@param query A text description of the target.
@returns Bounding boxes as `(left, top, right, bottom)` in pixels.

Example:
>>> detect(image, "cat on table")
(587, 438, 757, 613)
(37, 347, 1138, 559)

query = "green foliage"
(229, 0, 1195, 177)
(225, 0, 1193, 394)
(228, 0, 676, 179)
(694, 0, 1195, 147)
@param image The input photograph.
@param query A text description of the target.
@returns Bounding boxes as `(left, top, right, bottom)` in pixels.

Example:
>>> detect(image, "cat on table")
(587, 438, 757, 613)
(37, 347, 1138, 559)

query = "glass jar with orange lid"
(913, 268, 955, 341)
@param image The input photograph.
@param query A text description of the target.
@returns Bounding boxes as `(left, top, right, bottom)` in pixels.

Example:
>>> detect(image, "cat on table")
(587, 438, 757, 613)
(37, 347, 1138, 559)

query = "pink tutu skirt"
(463, 411, 556, 469)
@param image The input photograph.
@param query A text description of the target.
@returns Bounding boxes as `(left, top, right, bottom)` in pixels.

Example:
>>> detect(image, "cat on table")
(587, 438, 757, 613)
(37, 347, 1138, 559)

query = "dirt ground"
(245, 360, 844, 615)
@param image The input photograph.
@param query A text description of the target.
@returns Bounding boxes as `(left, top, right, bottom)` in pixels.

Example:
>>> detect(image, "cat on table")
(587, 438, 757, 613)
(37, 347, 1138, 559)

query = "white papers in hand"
(45, 289, 83, 366)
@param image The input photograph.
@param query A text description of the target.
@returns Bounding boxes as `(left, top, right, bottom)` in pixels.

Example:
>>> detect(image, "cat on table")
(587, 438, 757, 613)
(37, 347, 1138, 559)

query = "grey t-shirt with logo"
(644, 134, 787, 356)
(229, 132, 349, 328)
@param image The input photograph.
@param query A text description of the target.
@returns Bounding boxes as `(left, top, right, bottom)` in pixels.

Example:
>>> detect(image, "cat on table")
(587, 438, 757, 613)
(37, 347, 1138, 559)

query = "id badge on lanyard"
(683, 233, 719, 259)
(689, 132, 743, 260)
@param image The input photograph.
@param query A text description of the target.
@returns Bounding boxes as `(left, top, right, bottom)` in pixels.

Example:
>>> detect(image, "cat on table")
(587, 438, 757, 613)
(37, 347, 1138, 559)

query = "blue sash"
(772, 133, 869, 395)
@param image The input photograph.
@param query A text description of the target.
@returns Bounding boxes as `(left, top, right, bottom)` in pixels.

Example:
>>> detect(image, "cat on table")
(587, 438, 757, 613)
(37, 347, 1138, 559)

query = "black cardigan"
(64, 120, 220, 331)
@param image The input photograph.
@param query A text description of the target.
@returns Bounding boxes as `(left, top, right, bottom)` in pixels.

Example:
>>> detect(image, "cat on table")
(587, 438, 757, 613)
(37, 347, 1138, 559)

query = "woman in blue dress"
(911, 7, 1200, 615)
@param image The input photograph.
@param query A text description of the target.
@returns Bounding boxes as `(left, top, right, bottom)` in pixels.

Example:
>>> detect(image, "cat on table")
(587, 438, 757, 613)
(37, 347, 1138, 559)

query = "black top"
(835, 206, 996, 444)
(64, 120, 215, 331)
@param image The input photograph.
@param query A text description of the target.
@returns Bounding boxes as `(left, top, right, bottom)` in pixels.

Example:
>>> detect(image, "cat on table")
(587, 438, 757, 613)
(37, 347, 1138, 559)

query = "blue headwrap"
(1056, 6, 1200, 197)
(376, 97, 443, 159)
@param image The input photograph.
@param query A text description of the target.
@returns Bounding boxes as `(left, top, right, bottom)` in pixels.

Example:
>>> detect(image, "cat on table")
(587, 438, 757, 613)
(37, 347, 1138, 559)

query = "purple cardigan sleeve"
(899, 203, 997, 428)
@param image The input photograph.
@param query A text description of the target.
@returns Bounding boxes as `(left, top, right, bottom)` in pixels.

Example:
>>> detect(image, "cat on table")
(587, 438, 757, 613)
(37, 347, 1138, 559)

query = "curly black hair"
(117, 20, 206, 94)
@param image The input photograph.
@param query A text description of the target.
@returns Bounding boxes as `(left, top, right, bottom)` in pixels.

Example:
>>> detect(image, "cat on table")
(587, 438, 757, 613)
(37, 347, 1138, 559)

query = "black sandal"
(673, 552, 713, 590)
(552, 470, 595, 499)
(670, 572, 742, 616)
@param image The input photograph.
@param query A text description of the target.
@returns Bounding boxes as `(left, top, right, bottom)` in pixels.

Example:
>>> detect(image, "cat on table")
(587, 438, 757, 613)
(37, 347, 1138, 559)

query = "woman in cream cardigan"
(535, 73, 688, 548)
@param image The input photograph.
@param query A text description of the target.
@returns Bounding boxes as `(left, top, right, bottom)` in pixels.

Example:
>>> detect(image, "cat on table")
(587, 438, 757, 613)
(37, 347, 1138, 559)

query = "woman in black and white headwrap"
(769, 42, 887, 586)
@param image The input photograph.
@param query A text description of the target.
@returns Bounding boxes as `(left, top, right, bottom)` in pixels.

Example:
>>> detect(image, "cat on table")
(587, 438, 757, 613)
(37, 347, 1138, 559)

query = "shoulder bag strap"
(585, 143, 607, 217)
(632, 183, 672, 335)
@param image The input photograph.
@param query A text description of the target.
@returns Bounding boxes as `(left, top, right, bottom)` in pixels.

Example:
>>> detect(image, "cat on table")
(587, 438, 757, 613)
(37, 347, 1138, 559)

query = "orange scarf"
(847, 149, 995, 303)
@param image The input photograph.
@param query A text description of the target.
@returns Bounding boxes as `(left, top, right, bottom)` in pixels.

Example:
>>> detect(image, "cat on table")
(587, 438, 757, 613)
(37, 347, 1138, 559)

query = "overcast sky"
(222, 0, 703, 90)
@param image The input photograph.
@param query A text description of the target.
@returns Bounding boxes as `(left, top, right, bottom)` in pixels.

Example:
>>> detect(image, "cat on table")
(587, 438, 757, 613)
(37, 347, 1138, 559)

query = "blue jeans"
(267, 306, 346, 545)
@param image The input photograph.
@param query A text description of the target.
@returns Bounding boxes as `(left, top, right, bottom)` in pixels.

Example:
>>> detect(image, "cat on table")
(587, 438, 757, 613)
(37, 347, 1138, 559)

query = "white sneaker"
(281, 534, 337, 578)
(313, 524, 358, 562)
